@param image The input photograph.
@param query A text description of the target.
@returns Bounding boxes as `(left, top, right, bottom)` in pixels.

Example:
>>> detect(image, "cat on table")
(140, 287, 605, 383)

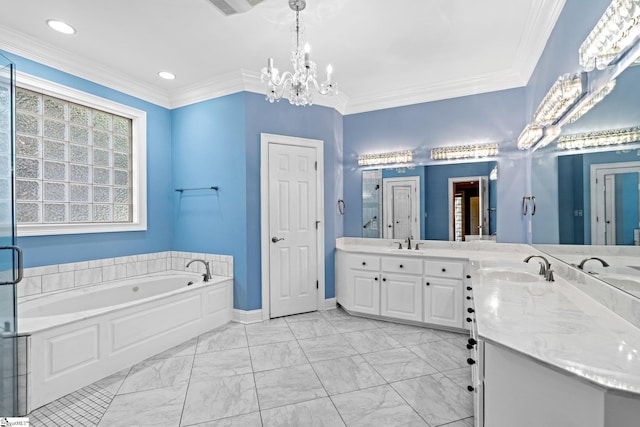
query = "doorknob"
(271, 237, 284, 243)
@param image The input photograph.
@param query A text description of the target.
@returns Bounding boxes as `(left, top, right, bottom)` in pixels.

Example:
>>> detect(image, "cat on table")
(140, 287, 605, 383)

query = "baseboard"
(324, 298, 337, 310)
(232, 309, 263, 324)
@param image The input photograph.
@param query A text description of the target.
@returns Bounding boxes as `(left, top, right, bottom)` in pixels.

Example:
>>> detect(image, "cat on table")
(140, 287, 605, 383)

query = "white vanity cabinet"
(336, 249, 468, 329)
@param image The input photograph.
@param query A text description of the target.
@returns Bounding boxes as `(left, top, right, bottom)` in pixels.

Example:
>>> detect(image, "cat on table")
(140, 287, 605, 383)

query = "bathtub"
(18, 271, 233, 412)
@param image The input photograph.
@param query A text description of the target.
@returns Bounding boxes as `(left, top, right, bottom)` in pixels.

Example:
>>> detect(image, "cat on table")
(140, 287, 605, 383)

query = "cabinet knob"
(466, 317, 473, 323)
(466, 274, 471, 279)
(426, 282, 430, 286)
(467, 308, 475, 314)
(466, 296, 472, 300)
(442, 268, 446, 272)
(374, 277, 378, 281)
(467, 385, 475, 392)
(362, 262, 366, 266)
(467, 344, 474, 350)
(468, 338, 477, 346)
(399, 264, 404, 268)
(466, 286, 472, 291)
(467, 358, 476, 365)
(382, 278, 386, 282)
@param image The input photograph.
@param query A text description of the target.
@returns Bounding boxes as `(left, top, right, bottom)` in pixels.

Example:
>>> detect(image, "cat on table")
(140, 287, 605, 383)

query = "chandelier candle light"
(261, 0, 337, 106)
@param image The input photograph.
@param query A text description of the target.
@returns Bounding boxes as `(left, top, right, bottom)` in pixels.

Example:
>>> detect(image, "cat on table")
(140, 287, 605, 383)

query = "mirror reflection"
(531, 58, 640, 298)
(361, 161, 497, 242)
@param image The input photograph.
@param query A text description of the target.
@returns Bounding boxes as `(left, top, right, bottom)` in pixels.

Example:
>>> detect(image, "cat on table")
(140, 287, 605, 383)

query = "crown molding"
(511, 0, 567, 84)
(0, 25, 171, 108)
(168, 70, 247, 109)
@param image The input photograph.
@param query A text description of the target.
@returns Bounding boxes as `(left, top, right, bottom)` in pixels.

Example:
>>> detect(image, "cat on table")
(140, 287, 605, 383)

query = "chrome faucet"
(406, 237, 412, 250)
(186, 259, 212, 282)
(577, 257, 609, 271)
(523, 255, 554, 282)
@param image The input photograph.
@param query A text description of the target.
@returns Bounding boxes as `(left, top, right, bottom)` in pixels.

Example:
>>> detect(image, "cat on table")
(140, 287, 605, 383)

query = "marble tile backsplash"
(19, 251, 234, 299)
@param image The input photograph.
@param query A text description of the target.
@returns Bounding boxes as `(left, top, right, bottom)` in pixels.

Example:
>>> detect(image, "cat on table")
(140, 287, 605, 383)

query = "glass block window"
(15, 87, 133, 225)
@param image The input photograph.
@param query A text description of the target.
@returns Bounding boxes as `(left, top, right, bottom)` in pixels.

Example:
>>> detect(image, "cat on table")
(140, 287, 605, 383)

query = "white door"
(424, 277, 463, 328)
(268, 143, 318, 318)
(604, 174, 616, 245)
(380, 273, 422, 322)
(383, 177, 420, 239)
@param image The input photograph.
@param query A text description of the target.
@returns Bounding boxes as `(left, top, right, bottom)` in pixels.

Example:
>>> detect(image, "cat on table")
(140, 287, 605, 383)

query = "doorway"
(260, 133, 325, 320)
(448, 176, 488, 241)
(591, 161, 640, 245)
(382, 177, 420, 240)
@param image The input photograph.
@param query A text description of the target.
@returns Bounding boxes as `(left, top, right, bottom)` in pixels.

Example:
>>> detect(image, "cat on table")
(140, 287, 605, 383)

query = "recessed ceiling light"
(46, 19, 76, 35)
(157, 71, 176, 80)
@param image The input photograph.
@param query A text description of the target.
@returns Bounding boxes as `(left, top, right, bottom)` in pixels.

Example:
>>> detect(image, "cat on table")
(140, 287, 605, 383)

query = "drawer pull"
(466, 317, 473, 323)
(426, 282, 430, 286)
(467, 308, 475, 314)
(467, 358, 476, 365)
(399, 264, 404, 268)
(374, 277, 378, 281)
(466, 286, 473, 291)
(467, 343, 475, 350)
(467, 385, 475, 392)
(362, 262, 366, 266)
(466, 274, 471, 279)
(382, 278, 386, 282)
(442, 268, 446, 272)
(466, 296, 472, 300)
(468, 338, 477, 346)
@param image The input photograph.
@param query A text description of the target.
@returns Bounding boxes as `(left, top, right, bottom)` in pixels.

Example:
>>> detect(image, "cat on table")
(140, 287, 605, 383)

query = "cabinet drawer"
(381, 257, 423, 275)
(346, 254, 380, 271)
(424, 260, 464, 279)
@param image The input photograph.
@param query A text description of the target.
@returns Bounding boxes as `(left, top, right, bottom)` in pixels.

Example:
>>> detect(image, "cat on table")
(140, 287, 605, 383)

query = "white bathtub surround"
(19, 250, 233, 299)
(20, 272, 234, 413)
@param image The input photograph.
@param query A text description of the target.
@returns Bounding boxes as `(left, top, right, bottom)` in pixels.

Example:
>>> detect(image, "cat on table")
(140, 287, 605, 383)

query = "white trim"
(232, 309, 263, 324)
(448, 176, 487, 241)
(15, 72, 148, 237)
(324, 298, 337, 310)
(260, 133, 325, 321)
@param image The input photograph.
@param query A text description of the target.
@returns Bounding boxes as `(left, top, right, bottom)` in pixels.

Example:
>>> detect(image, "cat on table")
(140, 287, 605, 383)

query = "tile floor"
(28, 308, 474, 427)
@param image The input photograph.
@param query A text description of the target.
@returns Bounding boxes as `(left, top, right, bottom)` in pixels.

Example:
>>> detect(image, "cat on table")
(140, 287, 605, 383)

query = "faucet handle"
(546, 269, 555, 282)
(538, 262, 546, 276)
(395, 242, 403, 249)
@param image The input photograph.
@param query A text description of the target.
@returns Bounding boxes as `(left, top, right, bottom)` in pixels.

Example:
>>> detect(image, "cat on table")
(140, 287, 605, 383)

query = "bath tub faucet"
(523, 255, 554, 282)
(577, 257, 609, 271)
(186, 259, 212, 282)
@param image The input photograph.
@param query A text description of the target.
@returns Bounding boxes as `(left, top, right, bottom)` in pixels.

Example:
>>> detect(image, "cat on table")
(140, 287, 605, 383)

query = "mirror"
(361, 161, 497, 241)
(531, 61, 640, 297)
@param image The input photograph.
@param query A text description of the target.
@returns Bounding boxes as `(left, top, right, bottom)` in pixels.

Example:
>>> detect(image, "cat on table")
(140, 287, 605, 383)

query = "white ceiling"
(0, 0, 566, 114)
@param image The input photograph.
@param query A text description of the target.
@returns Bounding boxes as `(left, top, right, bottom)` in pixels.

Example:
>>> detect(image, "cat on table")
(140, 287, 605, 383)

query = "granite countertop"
(336, 237, 640, 396)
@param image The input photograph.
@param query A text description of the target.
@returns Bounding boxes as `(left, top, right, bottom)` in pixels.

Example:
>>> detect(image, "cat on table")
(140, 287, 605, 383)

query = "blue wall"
(4, 51, 173, 268)
(343, 88, 526, 243)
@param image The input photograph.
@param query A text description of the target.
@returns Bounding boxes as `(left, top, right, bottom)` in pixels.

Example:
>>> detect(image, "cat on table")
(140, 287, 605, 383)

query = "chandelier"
(261, 0, 337, 106)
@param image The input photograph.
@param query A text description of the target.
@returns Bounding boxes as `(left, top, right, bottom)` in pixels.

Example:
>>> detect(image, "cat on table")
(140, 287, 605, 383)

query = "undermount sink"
(597, 274, 640, 292)
(479, 267, 542, 283)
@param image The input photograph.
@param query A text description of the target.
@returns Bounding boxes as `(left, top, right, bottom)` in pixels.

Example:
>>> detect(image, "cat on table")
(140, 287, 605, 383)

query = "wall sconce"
(580, 0, 640, 71)
(533, 73, 585, 125)
(565, 80, 616, 124)
(431, 143, 499, 160)
(557, 126, 640, 150)
(517, 124, 544, 150)
(357, 150, 413, 166)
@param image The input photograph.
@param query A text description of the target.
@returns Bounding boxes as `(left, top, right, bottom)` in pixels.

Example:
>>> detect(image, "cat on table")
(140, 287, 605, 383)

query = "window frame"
(16, 72, 147, 236)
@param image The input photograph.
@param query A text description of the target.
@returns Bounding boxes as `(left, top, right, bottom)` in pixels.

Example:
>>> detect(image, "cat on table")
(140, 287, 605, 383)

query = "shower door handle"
(0, 245, 23, 285)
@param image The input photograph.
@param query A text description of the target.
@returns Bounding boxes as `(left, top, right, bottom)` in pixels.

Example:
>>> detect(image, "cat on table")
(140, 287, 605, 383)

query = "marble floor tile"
(287, 318, 339, 339)
(283, 311, 326, 322)
(312, 355, 385, 395)
(249, 340, 308, 372)
(298, 334, 359, 362)
(331, 385, 427, 427)
(261, 397, 346, 427)
(342, 329, 402, 354)
(182, 412, 263, 427)
(392, 373, 473, 426)
(254, 364, 326, 410)
(149, 338, 197, 360)
(379, 322, 433, 335)
(245, 318, 296, 346)
(98, 384, 186, 427)
(363, 347, 438, 382)
(181, 373, 259, 426)
(442, 367, 472, 390)
(436, 330, 471, 346)
(118, 355, 193, 394)
(197, 323, 248, 353)
(384, 328, 447, 347)
(93, 367, 130, 394)
(191, 347, 253, 381)
(439, 417, 475, 427)
(409, 340, 469, 372)
(328, 316, 380, 334)
(320, 307, 351, 320)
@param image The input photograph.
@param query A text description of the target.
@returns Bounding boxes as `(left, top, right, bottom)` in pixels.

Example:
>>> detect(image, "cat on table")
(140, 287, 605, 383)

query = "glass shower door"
(0, 53, 22, 417)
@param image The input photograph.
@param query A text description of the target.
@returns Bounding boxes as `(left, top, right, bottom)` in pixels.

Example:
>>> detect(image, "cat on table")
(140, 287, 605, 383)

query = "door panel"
(269, 143, 318, 318)
(349, 270, 380, 315)
(424, 278, 462, 328)
(381, 273, 422, 322)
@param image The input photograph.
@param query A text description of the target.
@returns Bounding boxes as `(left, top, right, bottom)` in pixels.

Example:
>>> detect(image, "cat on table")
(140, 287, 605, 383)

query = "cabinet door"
(380, 273, 422, 322)
(424, 277, 462, 328)
(348, 270, 380, 315)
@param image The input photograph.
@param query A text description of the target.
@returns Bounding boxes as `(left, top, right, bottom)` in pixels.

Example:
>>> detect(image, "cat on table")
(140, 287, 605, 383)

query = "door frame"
(448, 176, 488, 241)
(590, 161, 640, 245)
(382, 176, 420, 239)
(260, 133, 325, 320)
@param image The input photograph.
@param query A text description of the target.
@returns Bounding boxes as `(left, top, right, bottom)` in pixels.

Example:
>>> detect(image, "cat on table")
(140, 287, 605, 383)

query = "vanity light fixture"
(536, 126, 562, 149)
(46, 19, 76, 35)
(517, 124, 544, 150)
(357, 151, 413, 166)
(557, 126, 640, 150)
(532, 73, 585, 125)
(430, 143, 499, 160)
(260, 0, 337, 106)
(566, 80, 616, 124)
(579, 0, 640, 71)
